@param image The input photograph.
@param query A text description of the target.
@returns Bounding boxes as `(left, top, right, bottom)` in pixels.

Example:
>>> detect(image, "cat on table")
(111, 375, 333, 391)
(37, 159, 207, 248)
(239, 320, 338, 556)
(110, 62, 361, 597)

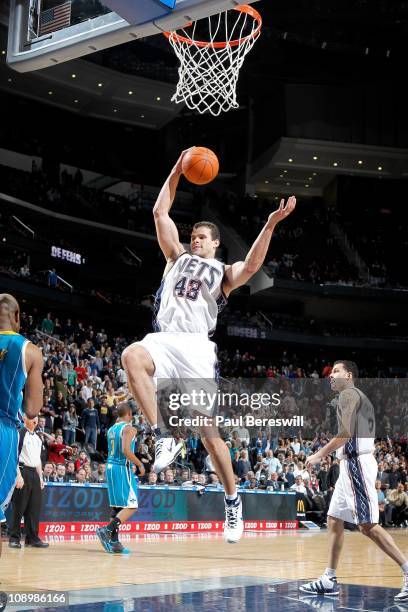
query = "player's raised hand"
(173, 147, 195, 176)
(267, 196, 296, 227)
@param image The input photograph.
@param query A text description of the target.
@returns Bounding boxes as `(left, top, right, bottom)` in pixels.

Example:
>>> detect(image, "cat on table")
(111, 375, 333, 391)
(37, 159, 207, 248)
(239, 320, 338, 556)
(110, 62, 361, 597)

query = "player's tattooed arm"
(222, 196, 296, 296)
(336, 388, 360, 439)
(306, 389, 360, 468)
(153, 150, 192, 261)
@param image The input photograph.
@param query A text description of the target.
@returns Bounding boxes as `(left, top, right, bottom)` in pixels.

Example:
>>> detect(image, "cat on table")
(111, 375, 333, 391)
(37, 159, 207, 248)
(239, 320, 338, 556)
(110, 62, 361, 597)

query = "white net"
(166, 6, 261, 117)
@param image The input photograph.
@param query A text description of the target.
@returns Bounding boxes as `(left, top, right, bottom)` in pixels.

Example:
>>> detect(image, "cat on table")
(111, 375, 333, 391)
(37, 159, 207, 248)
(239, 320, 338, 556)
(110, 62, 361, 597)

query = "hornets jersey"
(0, 331, 29, 425)
(153, 252, 227, 336)
(107, 421, 135, 465)
(106, 421, 138, 508)
(0, 330, 29, 522)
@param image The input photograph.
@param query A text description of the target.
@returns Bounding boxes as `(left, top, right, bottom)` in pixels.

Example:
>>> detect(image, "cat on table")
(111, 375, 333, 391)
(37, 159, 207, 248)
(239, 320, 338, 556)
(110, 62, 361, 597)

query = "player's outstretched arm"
(23, 343, 44, 419)
(223, 196, 296, 296)
(153, 150, 190, 261)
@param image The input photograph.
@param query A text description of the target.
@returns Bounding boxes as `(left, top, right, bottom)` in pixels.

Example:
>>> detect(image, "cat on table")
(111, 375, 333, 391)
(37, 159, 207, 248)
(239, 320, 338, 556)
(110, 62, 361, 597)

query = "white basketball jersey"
(153, 252, 227, 336)
(336, 386, 375, 460)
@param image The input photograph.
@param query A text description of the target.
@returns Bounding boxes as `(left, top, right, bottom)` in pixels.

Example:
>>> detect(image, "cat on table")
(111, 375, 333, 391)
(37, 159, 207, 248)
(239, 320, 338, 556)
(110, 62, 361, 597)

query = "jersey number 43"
(174, 276, 202, 301)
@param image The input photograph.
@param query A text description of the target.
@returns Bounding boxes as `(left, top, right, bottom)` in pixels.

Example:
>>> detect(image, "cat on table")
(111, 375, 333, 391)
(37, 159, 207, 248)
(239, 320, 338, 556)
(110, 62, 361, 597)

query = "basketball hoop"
(164, 5, 262, 116)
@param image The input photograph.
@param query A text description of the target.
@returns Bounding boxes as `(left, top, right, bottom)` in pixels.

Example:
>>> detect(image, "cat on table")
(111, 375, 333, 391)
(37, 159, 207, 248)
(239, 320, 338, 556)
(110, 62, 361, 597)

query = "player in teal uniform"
(96, 402, 145, 554)
(0, 294, 43, 558)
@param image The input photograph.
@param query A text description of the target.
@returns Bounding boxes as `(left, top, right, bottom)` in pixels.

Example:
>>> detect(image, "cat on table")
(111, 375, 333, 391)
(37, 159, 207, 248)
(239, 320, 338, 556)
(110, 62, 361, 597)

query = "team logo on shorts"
(0, 349, 8, 362)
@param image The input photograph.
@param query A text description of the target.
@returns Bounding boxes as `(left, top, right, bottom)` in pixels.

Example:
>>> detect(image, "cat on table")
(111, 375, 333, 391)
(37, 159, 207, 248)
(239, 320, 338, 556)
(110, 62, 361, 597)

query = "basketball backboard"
(7, 0, 259, 73)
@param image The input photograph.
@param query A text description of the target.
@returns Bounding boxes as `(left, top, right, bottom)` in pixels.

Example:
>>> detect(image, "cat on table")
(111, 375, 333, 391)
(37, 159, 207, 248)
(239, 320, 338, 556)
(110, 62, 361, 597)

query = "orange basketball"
(182, 147, 219, 185)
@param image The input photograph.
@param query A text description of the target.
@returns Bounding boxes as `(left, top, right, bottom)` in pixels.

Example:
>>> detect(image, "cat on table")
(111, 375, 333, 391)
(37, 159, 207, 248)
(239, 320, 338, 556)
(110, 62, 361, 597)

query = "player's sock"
(106, 516, 121, 535)
(225, 493, 238, 504)
(152, 426, 162, 439)
(402, 561, 408, 574)
(324, 568, 337, 578)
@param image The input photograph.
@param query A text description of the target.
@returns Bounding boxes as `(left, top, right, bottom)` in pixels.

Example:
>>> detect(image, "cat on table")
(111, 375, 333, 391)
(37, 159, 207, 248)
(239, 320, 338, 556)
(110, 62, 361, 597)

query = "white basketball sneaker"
(299, 574, 340, 596)
(224, 495, 243, 543)
(395, 573, 408, 602)
(153, 437, 183, 474)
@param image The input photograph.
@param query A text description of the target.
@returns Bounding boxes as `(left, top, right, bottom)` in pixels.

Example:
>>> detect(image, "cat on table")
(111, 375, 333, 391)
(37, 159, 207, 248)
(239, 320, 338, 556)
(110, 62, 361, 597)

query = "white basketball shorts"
(328, 453, 379, 525)
(136, 332, 219, 416)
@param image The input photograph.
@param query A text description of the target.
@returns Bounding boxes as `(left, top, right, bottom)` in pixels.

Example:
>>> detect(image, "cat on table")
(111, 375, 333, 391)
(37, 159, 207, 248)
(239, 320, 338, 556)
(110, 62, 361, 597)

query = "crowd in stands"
(3, 157, 408, 292)
(221, 310, 408, 341)
(341, 202, 408, 289)
(0, 164, 155, 233)
(15, 309, 407, 528)
(213, 193, 360, 285)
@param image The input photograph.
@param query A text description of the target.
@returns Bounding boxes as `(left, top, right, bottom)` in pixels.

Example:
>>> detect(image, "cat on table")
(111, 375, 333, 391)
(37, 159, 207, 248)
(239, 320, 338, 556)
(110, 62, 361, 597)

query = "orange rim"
(163, 4, 262, 49)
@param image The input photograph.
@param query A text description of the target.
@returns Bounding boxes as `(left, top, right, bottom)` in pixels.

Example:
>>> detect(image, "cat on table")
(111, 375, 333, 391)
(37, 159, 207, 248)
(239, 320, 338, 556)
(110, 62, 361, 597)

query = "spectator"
(76, 468, 87, 484)
(164, 469, 175, 485)
(267, 472, 281, 491)
(42, 462, 55, 483)
(309, 473, 321, 495)
(280, 464, 295, 489)
(388, 463, 403, 490)
(81, 379, 94, 403)
(92, 463, 106, 483)
(147, 472, 158, 485)
(317, 462, 329, 493)
(291, 436, 301, 455)
(232, 426, 250, 446)
(179, 469, 190, 484)
(98, 395, 112, 435)
(62, 404, 79, 445)
(47, 434, 72, 464)
(264, 450, 282, 477)
(81, 398, 100, 449)
(197, 474, 207, 486)
(386, 483, 408, 526)
(66, 461, 77, 482)
(74, 450, 90, 472)
(293, 461, 310, 481)
(236, 450, 251, 480)
(327, 457, 340, 491)
(84, 463, 93, 482)
(48, 269, 58, 288)
(291, 475, 307, 494)
(20, 263, 30, 278)
(66, 363, 78, 387)
(52, 464, 68, 483)
(41, 312, 54, 334)
(74, 360, 88, 383)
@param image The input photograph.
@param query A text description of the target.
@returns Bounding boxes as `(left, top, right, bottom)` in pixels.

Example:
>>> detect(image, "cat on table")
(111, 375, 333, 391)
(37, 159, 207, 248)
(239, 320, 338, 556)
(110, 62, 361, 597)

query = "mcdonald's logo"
(297, 499, 305, 513)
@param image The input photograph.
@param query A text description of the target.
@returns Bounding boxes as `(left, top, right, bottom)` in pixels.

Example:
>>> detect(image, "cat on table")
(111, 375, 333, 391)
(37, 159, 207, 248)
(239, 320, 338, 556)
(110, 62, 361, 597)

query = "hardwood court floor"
(1, 530, 407, 593)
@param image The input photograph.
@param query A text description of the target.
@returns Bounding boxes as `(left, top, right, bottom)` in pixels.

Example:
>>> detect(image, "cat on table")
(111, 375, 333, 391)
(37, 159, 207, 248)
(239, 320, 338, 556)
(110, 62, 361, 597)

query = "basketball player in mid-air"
(300, 360, 408, 602)
(96, 402, 144, 554)
(121, 149, 296, 542)
(0, 294, 43, 558)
